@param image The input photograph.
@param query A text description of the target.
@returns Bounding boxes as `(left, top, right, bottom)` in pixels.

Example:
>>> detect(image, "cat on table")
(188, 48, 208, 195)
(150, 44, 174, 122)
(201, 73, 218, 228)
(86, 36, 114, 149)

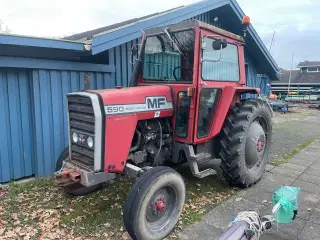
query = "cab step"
(189, 152, 212, 163)
(188, 160, 217, 178)
(186, 145, 216, 178)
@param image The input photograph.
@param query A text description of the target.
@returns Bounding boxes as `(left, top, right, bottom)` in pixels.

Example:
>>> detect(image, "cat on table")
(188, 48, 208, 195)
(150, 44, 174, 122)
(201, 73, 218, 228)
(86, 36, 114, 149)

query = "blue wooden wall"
(0, 68, 113, 182)
(245, 53, 271, 96)
(0, 69, 34, 182)
(31, 70, 113, 177)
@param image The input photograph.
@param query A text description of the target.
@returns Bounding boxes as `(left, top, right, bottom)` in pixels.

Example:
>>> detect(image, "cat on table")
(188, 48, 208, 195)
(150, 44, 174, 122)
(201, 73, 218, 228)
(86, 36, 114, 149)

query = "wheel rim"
(245, 116, 269, 170)
(146, 186, 178, 231)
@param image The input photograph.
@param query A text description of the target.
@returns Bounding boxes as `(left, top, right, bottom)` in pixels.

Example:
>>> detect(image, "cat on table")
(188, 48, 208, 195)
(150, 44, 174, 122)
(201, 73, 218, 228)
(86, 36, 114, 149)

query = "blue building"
(0, 0, 278, 182)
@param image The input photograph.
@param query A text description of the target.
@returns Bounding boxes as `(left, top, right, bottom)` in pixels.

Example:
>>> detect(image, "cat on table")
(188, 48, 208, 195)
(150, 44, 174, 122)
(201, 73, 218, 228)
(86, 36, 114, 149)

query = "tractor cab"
(133, 20, 252, 145)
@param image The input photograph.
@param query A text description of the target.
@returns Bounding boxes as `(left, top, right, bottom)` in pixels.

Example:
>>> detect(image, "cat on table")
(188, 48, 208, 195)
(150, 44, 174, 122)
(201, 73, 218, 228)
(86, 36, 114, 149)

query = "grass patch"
(271, 136, 320, 166)
(0, 165, 237, 240)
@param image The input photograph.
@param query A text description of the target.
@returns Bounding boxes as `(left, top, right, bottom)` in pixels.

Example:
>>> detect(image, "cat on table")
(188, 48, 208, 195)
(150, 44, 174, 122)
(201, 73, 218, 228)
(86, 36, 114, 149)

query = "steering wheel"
(173, 66, 182, 81)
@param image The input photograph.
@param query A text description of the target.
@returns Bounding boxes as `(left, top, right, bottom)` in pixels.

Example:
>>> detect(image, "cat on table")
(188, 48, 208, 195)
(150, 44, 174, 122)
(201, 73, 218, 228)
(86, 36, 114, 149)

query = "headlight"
(87, 136, 94, 148)
(72, 132, 78, 143)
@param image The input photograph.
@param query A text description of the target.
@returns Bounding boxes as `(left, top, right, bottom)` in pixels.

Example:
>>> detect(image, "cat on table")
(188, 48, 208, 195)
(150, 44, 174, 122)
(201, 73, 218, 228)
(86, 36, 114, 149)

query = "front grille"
(68, 95, 95, 170)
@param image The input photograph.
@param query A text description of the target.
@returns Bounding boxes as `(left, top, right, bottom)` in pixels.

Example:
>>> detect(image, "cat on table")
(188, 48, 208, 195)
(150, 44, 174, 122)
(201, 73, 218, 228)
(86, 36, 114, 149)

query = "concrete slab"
(281, 163, 308, 172)
(266, 217, 306, 240)
(300, 147, 320, 153)
(261, 232, 288, 240)
(296, 191, 320, 220)
(299, 191, 320, 206)
(310, 162, 320, 170)
(303, 167, 319, 177)
(293, 180, 320, 195)
(271, 167, 302, 178)
(250, 172, 296, 193)
(237, 187, 272, 205)
(300, 151, 319, 160)
(304, 146, 320, 152)
(299, 173, 320, 185)
(294, 152, 318, 162)
(178, 222, 222, 240)
(288, 158, 315, 167)
(250, 172, 295, 193)
(309, 208, 320, 225)
(298, 222, 320, 240)
(203, 197, 269, 230)
(298, 203, 315, 220)
(265, 164, 276, 172)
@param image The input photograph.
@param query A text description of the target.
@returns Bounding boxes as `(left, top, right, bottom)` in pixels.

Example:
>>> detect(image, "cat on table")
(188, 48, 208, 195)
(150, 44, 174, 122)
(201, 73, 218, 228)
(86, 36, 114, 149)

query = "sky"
(0, 0, 319, 68)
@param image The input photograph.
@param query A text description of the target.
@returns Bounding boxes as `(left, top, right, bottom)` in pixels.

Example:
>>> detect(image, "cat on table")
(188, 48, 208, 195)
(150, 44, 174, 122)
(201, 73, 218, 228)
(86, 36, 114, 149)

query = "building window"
(307, 67, 319, 72)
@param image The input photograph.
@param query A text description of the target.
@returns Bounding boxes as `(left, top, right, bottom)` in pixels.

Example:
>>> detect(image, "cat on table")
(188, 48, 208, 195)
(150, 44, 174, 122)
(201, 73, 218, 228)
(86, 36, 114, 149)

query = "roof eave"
(298, 65, 320, 68)
(90, 0, 229, 55)
(0, 34, 89, 51)
(272, 82, 320, 86)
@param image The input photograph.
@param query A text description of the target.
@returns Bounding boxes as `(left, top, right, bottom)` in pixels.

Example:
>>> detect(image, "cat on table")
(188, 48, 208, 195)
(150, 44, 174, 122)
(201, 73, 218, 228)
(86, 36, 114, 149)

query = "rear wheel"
(56, 147, 102, 196)
(124, 166, 185, 240)
(220, 99, 272, 187)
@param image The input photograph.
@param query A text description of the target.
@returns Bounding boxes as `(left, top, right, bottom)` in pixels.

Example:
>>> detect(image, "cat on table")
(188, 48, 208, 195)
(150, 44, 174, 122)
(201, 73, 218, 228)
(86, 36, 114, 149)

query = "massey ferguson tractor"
(55, 18, 272, 240)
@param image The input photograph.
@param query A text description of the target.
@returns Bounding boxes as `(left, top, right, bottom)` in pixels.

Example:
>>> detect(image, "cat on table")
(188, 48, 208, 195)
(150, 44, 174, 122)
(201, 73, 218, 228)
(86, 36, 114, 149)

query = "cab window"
(202, 37, 239, 82)
(175, 91, 191, 138)
(197, 88, 221, 138)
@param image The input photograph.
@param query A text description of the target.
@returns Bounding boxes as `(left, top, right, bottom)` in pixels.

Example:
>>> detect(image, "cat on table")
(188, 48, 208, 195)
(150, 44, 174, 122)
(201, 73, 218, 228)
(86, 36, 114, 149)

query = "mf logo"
(146, 97, 166, 109)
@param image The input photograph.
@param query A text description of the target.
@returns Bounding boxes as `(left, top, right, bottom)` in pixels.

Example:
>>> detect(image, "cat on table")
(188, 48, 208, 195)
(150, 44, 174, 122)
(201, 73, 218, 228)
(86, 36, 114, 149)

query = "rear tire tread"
(219, 99, 272, 187)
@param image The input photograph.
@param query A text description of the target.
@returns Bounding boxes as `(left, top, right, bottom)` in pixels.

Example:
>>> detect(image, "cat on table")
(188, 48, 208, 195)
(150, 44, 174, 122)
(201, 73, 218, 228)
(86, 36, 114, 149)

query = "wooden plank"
(7, 70, 24, 179)
(115, 46, 122, 86)
(32, 70, 45, 176)
(79, 72, 85, 90)
(108, 48, 116, 89)
(50, 70, 64, 169)
(96, 73, 103, 89)
(61, 71, 71, 146)
(121, 43, 127, 86)
(70, 71, 79, 92)
(39, 70, 54, 176)
(0, 70, 12, 182)
(18, 71, 34, 176)
(126, 41, 133, 85)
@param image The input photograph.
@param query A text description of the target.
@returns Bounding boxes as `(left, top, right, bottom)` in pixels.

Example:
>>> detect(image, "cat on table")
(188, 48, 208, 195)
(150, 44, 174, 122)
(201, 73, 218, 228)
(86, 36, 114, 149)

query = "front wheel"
(123, 166, 186, 240)
(220, 99, 272, 187)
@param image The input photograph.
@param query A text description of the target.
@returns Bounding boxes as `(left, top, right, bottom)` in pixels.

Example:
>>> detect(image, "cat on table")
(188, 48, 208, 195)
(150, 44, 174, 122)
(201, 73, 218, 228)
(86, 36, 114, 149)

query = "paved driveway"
(179, 133, 320, 239)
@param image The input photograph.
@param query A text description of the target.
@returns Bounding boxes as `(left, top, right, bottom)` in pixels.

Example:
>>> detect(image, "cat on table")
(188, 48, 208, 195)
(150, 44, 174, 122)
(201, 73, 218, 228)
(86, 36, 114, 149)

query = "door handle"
(201, 82, 208, 86)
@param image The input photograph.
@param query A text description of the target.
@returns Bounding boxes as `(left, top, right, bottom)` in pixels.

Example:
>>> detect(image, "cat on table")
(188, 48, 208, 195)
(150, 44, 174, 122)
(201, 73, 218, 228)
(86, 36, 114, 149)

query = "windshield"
(142, 30, 195, 82)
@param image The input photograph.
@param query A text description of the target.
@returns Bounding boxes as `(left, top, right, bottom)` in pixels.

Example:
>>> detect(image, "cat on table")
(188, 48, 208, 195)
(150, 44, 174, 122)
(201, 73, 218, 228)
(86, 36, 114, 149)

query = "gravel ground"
(269, 107, 320, 162)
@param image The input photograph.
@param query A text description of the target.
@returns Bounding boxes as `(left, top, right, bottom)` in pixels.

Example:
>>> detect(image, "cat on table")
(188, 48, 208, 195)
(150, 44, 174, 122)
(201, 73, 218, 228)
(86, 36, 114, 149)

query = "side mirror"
(201, 37, 228, 63)
(212, 38, 227, 50)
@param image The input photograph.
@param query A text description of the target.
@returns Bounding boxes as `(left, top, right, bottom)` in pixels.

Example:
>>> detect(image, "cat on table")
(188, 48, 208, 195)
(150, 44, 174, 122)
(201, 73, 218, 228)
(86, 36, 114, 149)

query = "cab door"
(193, 30, 243, 144)
(173, 85, 195, 144)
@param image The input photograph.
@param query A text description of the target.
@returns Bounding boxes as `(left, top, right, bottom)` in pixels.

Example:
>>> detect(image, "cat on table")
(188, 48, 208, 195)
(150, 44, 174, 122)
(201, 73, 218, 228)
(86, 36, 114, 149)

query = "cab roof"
(144, 20, 244, 42)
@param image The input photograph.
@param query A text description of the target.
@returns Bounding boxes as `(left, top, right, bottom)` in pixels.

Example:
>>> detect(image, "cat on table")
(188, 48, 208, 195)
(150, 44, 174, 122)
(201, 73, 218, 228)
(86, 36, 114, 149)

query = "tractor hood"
(88, 85, 173, 115)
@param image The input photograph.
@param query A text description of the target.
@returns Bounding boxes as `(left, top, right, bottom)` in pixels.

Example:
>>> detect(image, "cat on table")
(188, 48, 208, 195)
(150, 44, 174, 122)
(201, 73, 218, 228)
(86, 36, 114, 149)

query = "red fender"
(210, 86, 259, 137)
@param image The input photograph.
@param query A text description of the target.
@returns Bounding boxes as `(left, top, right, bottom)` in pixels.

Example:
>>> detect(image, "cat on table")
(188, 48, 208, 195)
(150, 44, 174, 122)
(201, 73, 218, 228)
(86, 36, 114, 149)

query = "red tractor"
(56, 19, 272, 240)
